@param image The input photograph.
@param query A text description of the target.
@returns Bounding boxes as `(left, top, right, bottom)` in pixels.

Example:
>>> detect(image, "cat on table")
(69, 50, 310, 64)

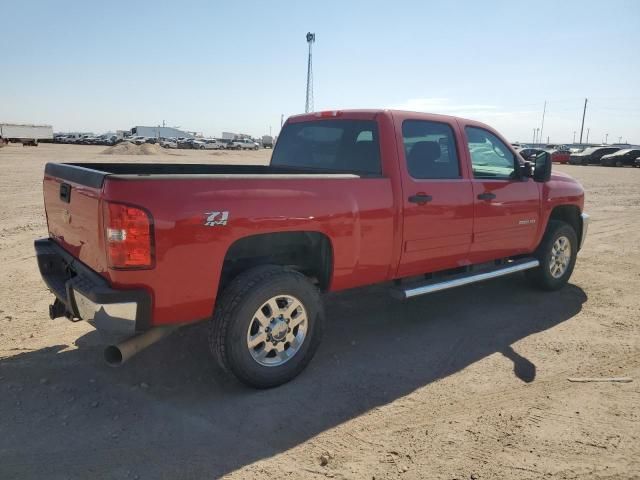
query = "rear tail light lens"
(103, 202, 154, 269)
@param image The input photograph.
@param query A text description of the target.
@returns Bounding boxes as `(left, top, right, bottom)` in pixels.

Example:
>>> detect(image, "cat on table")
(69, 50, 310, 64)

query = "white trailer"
(0, 123, 53, 146)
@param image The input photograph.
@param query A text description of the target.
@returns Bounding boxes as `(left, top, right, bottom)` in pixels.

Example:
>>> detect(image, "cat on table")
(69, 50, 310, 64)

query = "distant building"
(130, 126, 194, 139)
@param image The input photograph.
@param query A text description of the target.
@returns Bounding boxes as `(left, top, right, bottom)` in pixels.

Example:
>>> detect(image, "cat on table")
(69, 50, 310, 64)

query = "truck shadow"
(0, 277, 587, 479)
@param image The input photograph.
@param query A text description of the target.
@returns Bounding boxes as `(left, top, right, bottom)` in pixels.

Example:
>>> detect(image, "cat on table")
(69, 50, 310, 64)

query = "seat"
(407, 141, 441, 178)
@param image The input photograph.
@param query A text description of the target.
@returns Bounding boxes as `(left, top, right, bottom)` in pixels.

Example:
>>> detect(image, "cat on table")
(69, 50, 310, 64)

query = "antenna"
(305, 32, 315, 113)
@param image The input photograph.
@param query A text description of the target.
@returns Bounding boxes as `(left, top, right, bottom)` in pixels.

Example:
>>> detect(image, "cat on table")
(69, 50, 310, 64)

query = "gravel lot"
(0, 143, 638, 479)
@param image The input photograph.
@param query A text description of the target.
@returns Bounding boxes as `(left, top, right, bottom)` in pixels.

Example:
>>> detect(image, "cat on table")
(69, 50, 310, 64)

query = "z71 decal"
(204, 211, 229, 227)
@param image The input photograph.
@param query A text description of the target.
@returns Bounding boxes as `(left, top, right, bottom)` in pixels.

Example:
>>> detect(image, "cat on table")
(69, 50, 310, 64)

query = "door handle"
(477, 192, 496, 201)
(408, 194, 433, 204)
(59, 183, 71, 203)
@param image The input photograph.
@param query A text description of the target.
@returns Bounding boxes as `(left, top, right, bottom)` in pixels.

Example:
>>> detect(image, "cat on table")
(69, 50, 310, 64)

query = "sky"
(2, 0, 639, 144)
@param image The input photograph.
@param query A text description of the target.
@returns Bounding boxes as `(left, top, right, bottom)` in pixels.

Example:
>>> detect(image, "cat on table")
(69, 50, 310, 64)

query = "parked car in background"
(160, 138, 178, 149)
(262, 135, 274, 148)
(569, 146, 620, 165)
(545, 144, 570, 152)
(600, 148, 640, 167)
(144, 137, 158, 144)
(202, 139, 224, 150)
(177, 138, 193, 149)
(125, 136, 147, 145)
(518, 147, 569, 164)
(548, 148, 570, 164)
(518, 148, 545, 161)
(218, 138, 233, 149)
(231, 138, 260, 150)
(101, 135, 121, 146)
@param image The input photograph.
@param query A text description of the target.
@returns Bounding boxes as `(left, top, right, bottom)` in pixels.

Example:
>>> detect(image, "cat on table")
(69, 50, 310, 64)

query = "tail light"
(103, 201, 154, 269)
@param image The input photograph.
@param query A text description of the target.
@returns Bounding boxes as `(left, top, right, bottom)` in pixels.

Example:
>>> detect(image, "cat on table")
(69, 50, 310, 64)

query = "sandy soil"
(0, 143, 638, 479)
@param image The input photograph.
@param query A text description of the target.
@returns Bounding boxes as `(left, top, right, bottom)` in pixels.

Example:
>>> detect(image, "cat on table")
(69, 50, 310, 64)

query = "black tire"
(209, 265, 324, 388)
(526, 220, 578, 291)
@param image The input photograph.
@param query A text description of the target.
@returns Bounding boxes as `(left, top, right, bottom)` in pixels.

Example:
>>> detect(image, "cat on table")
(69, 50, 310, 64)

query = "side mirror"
(533, 151, 552, 182)
(520, 160, 534, 178)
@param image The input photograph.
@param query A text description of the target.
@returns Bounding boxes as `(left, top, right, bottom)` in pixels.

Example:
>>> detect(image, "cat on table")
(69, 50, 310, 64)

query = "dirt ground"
(0, 143, 638, 480)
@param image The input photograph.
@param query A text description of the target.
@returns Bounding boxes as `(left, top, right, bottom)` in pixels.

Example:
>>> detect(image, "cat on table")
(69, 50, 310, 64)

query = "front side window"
(466, 127, 516, 179)
(271, 119, 381, 175)
(402, 120, 460, 179)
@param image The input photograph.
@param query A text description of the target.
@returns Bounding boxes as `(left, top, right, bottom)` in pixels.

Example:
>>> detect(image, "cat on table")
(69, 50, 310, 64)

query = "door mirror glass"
(533, 151, 552, 182)
(520, 160, 534, 178)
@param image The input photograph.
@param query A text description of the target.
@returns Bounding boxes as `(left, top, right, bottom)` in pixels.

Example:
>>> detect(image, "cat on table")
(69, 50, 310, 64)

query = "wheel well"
(220, 232, 333, 292)
(548, 205, 583, 248)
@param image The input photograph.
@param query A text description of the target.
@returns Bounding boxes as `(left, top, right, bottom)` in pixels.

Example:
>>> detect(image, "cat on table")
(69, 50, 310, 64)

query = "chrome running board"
(391, 258, 540, 300)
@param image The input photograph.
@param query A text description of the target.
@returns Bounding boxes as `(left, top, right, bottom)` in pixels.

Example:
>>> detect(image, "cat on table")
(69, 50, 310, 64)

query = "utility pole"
(604, 133, 608, 144)
(305, 32, 316, 113)
(618, 136, 622, 143)
(539, 100, 547, 147)
(535, 128, 540, 145)
(579, 98, 588, 144)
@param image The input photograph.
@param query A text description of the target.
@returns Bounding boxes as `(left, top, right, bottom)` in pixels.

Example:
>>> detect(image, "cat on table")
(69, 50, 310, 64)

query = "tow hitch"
(49, 298, 70, 320)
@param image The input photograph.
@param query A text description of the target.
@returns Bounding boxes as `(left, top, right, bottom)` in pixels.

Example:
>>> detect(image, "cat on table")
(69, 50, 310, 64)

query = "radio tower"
(305, 32, 315, 113)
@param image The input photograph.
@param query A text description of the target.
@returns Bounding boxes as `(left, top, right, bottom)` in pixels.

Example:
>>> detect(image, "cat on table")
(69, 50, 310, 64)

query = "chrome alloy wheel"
(246, 295, 308, 367)
(549, 235, 571, 279)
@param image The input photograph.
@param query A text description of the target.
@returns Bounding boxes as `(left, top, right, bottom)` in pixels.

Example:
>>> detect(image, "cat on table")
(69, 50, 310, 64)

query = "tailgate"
(43, 164, 108, 274)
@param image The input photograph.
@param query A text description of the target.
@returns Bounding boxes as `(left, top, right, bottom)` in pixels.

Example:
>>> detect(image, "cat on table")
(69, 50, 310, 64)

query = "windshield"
(271, 119, 381, 175)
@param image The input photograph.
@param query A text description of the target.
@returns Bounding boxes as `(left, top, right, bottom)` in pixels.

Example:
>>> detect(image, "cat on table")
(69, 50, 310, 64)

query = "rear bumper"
(34, 238, 151, 335)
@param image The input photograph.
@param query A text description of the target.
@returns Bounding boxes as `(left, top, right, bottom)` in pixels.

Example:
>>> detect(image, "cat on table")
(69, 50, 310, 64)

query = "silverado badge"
(204, 211, 229, 227)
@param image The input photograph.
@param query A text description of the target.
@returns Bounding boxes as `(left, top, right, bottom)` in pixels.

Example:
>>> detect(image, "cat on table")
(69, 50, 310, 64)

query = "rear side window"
(271, 120, 381, 175)
(402, 120, 460, 179)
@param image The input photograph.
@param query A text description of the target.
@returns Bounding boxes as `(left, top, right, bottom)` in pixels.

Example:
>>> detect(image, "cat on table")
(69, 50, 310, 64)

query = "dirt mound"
(101, 142, 165, 155)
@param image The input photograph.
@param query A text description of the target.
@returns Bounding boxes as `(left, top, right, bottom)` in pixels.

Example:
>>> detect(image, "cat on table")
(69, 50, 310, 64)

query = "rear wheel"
(526, 220, 578, 290)
(209, 265, 324, 388)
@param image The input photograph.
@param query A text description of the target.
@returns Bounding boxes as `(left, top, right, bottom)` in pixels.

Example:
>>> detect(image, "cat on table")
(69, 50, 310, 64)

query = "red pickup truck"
(35, 110, 589, 388)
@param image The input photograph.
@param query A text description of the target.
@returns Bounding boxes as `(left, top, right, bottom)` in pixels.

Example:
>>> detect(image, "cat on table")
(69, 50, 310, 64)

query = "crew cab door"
(463, 126, 540, 261)
(397, 119, 474, 277)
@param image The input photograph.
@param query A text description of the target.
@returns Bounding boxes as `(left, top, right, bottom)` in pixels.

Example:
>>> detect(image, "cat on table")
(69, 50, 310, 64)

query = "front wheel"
(209, 265, 324, 388)
(526, 220, 578, 291)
